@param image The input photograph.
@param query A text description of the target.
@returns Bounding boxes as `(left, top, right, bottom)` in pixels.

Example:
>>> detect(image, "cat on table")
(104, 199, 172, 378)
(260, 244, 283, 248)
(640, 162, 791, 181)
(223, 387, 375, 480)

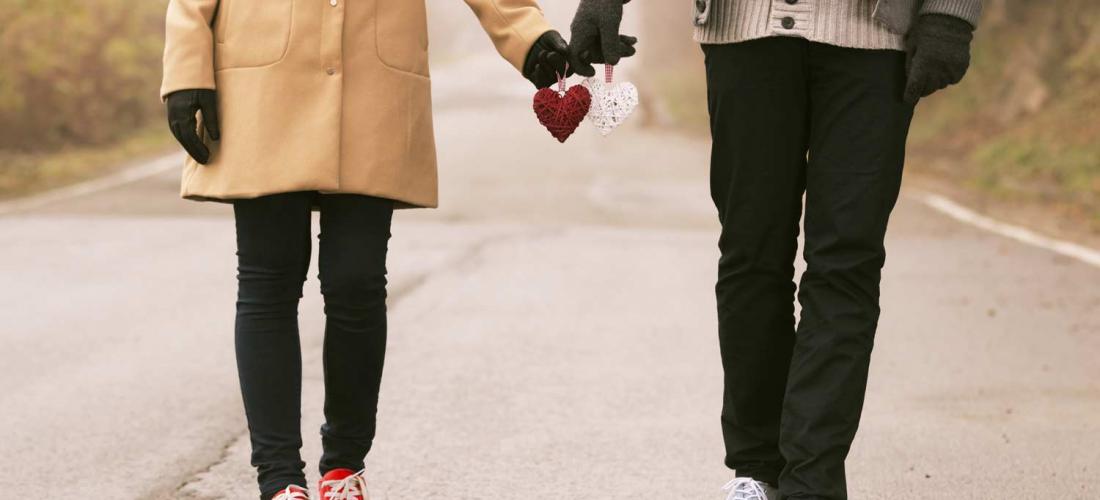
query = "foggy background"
(0, 1, 1097, 499)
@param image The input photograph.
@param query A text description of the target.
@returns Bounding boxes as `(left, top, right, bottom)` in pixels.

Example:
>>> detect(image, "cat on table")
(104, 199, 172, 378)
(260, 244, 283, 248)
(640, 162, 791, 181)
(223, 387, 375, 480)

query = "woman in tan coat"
(160, 1, 585, 499)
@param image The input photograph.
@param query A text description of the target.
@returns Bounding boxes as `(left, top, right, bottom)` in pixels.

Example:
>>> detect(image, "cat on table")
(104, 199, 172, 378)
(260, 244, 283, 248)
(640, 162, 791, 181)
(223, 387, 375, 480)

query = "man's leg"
(704, 37, 810, 486)
(778, 43, 915, 499)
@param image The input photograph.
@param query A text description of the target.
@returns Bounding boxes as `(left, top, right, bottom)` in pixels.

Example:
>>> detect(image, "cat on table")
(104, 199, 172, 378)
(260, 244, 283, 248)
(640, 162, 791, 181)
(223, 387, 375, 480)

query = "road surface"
(1, 12, 1098, 500)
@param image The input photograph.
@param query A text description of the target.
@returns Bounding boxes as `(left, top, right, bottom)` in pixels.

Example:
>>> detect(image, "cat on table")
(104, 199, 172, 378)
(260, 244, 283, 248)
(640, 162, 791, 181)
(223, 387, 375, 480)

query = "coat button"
(781, 17, 795, 29)
(785, 0, 797, 3)
(330, 0, 337, 5)
(326, 68, 336, 75)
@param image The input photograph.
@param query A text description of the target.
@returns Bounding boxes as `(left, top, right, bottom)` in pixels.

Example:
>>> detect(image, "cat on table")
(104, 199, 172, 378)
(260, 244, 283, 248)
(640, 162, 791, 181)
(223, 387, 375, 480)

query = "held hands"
(523, 31, 571, 89)
(523, 0, 639, 87)
(166, 89, 220, 165)
(904, 14, 974, 104)
(568, 0, 637, 78)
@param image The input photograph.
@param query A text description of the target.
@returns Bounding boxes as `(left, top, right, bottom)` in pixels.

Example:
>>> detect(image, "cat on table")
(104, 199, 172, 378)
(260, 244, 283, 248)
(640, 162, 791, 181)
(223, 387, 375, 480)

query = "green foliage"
(0, 0, 168, 152)
(909, 0, 1100, 225)
(973, 140, 1100, 201)
(0, 124, 172, 198)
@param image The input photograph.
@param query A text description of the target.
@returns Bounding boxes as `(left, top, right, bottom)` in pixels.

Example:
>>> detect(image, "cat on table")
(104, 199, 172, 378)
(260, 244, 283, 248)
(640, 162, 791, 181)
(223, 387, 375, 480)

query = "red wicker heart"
(533, 85, 592, 143)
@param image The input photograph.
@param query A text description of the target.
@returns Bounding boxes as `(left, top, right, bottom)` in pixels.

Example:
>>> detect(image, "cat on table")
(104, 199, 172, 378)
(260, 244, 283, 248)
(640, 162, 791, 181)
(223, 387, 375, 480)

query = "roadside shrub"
(0, 0, 167, 152)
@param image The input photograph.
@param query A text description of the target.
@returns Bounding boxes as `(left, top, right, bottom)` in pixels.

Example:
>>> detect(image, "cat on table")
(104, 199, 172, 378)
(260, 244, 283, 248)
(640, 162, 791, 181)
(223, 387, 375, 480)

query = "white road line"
(917, 192, 1100, 269)
(0, 152, 182, 216)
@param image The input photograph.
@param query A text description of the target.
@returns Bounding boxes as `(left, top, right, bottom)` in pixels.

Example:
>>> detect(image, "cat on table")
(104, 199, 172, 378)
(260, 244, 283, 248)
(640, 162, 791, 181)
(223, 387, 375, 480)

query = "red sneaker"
(271, 485, 309, 500)
(319, 468, 369, 500)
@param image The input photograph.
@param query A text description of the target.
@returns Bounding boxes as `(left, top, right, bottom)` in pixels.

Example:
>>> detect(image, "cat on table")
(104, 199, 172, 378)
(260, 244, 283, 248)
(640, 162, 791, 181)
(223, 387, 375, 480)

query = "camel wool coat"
(161, 0, 552, 207)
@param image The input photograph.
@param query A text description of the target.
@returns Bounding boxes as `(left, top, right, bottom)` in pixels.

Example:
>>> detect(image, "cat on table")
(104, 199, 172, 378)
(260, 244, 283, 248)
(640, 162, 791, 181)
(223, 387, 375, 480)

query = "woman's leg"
(315, 194, 394, 475)
(234, 192, 314, 499)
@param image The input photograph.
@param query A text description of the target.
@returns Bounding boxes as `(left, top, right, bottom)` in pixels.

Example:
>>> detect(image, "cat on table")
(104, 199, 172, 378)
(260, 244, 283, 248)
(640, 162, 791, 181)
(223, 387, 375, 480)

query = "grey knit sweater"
(693, 0, 982, 49)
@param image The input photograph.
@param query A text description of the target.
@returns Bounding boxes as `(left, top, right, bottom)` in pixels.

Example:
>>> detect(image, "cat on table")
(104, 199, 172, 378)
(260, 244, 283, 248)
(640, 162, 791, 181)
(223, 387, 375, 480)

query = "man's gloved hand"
(569, 0, 638, 78)
(166, 89, 220, 165)
(523, 30, 571, 89)
(904, 14, 974, 104)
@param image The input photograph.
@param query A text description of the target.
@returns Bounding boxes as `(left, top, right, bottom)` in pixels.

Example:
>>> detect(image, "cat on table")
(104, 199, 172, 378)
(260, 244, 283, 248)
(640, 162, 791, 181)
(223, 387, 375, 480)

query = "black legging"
(233, 192, 393, 500)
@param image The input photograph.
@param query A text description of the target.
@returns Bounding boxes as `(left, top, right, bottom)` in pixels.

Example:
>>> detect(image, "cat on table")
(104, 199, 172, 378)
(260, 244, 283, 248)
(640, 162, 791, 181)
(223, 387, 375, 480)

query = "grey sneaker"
(721, 478, 777, 500)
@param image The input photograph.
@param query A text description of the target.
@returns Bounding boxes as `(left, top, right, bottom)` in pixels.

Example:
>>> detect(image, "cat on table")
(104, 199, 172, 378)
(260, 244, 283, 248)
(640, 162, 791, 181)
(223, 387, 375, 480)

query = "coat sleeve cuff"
(160, 72, 216, 102)
(920, 0, 983, 29)
(500, 15, 553, 72)
(160, 0, 219, 100)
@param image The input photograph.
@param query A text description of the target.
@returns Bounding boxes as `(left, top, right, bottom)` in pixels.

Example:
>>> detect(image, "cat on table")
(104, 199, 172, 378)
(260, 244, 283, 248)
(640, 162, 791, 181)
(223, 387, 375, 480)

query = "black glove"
(166, 89, 220, 165)
(569, 0, 638, 78)
(523, 30, 572, 89)
(904, 14, 974, 104)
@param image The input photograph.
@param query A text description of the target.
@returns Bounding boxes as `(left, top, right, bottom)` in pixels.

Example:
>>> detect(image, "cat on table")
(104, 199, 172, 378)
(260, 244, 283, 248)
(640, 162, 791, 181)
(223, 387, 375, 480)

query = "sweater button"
(781, 17, 796, 29)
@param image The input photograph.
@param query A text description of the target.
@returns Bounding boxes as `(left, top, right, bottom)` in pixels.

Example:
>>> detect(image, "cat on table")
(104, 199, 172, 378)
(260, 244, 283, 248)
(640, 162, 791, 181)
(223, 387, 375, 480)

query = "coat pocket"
(214, 0, 294, 70)
(375, 0, 430, 77)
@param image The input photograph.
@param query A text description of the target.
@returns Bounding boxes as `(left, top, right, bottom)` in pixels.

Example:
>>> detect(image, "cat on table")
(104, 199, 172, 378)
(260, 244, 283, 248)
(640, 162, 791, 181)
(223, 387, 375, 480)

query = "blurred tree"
(0, 0, 167, 152)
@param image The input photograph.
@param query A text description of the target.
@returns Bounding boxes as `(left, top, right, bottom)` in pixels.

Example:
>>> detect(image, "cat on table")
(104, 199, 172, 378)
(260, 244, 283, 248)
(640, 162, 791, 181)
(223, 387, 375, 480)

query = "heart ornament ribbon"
(582, 65, 639, 136)
(533, 68, 592, 143)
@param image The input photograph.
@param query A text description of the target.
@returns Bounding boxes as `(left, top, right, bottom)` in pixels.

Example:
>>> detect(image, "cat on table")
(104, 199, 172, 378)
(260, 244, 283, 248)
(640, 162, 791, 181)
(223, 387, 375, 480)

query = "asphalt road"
(1, 19, 1099, 500)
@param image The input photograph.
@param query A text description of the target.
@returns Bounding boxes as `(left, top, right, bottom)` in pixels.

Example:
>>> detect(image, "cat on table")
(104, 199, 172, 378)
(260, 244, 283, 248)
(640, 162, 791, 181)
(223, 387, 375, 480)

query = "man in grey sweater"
(695, 3, 980, 500)
(571, 1, 981, 499)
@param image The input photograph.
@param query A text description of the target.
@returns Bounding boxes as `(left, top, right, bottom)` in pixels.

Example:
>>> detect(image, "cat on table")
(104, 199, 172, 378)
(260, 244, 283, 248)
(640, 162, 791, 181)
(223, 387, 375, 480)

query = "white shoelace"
(722, 478, 771, 500)
(272, 486, 309, 500)
(321, 469, 370, 500)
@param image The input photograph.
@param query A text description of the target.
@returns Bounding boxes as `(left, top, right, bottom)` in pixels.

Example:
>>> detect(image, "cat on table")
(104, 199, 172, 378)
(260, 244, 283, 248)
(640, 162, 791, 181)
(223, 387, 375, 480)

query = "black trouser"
(704, 38, 915, 499)
(233, 192, 393, 500)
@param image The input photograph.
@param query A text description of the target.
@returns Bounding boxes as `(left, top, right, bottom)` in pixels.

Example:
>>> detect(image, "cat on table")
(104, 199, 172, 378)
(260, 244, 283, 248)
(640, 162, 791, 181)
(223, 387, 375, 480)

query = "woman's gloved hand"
(904, 14, 974, 104)
(569, 0, 638, 78)
(523, 30, 572, 89)
(166, 89, 220, 165)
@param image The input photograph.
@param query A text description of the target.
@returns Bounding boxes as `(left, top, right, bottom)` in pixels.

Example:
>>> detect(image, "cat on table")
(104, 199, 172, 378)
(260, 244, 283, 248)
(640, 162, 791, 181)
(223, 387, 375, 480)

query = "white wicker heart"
(581, 66, 639, 136)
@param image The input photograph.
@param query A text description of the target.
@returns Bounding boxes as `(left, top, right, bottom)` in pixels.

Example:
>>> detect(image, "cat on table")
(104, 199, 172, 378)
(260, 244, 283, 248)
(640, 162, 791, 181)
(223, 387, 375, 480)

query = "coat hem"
(181, 191, 437, 209)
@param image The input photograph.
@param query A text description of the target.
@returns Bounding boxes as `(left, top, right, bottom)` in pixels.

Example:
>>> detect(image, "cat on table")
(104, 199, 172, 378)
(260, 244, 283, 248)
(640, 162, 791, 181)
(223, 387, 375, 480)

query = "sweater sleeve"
(161, 0, 220, 100)
(463, 0, 554, 72)
(920, 0, 982, 29)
